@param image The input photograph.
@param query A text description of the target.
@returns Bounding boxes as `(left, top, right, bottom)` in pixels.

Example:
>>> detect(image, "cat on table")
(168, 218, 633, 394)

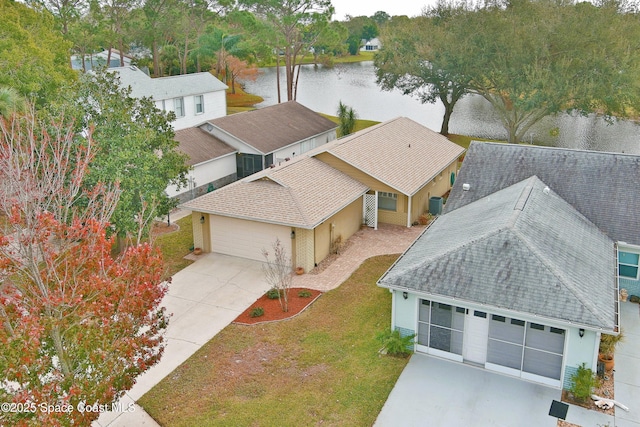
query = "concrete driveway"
(95, 253, 270, 427)
(376, 302, 640, 427)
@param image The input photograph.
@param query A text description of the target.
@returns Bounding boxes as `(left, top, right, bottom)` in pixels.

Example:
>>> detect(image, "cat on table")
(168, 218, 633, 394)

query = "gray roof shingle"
(379, 176, 617, 330)
(445, 142, 640, 245)
(209, 101, 337, 154)
(110, 66, 227, 100)
(174, 128, 236, 166)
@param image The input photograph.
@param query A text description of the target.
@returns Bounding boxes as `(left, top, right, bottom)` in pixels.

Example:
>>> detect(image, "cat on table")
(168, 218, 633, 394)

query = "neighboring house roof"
(317, 117, 465, 195)
(174, 128, 236, 166)
(209, 101, 337, 154)
(379, 176, 617, 331)
(445, 142, 640, 245)
(110, 66, 227, 100)
(181, 156, 368, 229)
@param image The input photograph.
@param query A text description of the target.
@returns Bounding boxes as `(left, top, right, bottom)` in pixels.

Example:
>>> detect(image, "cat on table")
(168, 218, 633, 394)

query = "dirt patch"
(150, 221, 179, 237)
(233, 288, 322, 325)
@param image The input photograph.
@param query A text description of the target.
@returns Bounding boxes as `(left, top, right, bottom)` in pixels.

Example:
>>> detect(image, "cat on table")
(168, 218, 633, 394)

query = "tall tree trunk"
(276, 52, 281, 104)
(440, 101, 454, 135)
(153, 40, 160, 77)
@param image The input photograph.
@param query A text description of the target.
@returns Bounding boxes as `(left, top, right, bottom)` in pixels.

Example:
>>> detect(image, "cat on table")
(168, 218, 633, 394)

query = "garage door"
(210, 215, 292, 262)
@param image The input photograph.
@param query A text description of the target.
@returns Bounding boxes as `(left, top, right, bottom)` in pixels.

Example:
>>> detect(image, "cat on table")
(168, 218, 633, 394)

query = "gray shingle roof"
(174, 128, 236, 166)
(110, 66, 227, 100)
(180, 156, 368, 228)
(445, 142, 640, 245)
(319, 117, 465, 195)
(379, 176, 617, 330)
(209, 101, 337, 154)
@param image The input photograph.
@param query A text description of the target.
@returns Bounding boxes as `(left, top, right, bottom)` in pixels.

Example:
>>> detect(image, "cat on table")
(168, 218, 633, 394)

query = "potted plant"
(193, 247, 202, 255)
(598, 329, 624, 371)
(295, 266, 304, 275)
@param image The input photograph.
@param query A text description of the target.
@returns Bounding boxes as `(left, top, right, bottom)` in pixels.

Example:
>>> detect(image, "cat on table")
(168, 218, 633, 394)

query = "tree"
(51, 69, 189, 241)
(337, 100, 357, 137)
(261, 238, 292, 312)
(342, 15, 377, 55)
(375, 5, 471, 135)
(26, 0, 88, 35)
(0, 111, 169, 426)
(224, 55, 260, 93)
(0, 0, 76, 105)
(240, 0, 334, 102)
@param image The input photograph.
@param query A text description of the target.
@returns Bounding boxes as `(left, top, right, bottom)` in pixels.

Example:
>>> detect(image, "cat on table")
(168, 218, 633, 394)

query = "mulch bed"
(560, 370, 615, 417)
(233, 288, 322, 325)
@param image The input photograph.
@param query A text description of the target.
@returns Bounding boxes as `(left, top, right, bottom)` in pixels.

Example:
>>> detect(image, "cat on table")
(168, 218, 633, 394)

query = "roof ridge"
(473, 141, 640, 159)
(510, 227, 612, 326)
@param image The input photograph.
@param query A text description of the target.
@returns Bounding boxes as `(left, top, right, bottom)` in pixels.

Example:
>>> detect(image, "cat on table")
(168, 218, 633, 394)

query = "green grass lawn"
(154, 215, 194, 277)
(139, 254, 408, 427)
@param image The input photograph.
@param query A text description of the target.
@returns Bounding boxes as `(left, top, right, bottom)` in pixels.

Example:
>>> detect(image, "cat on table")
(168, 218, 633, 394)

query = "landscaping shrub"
(266, 288, 280, 299)
(376, 329, 416, 357)
(249, 307, 264, 318)
(298, 289, 313, 298)
(630, 295, 640, 303)
(569, 363, 600, 403)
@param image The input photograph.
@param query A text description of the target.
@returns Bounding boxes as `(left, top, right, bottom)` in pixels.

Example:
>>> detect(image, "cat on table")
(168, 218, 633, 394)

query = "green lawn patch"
(154, 215, 194, 277)
(319, 113, 380, 134)
(139, 254, 408, 427)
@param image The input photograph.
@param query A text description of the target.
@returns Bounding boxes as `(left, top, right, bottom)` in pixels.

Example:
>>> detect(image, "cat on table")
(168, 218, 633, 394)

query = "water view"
(243, 61, 640, 154)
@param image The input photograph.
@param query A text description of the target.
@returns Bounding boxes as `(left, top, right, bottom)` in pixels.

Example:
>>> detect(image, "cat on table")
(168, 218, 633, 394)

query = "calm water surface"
(243, 61, 640, 154)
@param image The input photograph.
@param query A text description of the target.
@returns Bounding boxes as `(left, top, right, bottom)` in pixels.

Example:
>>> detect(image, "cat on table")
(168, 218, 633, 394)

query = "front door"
(463, 310, 489, 365)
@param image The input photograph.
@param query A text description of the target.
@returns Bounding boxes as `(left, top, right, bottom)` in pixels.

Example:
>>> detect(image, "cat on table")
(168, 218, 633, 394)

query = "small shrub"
(249, 307, 264, 318)
(570, 363, 600, 403)
(266, 288, 280, 299)
(298, 289, 312, 298)
(630, 295, 640, 303)
(376, 329, 416, 357)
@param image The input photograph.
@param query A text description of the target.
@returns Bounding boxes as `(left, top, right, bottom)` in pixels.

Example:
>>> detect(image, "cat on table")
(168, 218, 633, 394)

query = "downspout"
(407, 195, 412, 228)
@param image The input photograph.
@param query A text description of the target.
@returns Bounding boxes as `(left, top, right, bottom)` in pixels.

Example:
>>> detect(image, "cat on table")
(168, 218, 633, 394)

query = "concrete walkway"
(375, 301, 640, 427)
(96, 223, 422, 426)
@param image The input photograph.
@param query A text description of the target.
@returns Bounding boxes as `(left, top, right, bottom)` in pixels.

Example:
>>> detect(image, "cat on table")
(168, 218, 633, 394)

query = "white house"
(110, 66, 228, 130)
(360, 37, 381, 51)
(166, 127, 238, 203)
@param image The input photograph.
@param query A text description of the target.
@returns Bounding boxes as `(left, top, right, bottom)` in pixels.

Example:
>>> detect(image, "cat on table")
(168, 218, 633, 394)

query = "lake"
(243, 61, 640, 154)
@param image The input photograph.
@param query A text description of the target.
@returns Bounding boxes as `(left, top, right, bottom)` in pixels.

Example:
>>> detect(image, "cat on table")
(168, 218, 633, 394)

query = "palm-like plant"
(0, 87, 26, 117)
(337, 100, 357, 137)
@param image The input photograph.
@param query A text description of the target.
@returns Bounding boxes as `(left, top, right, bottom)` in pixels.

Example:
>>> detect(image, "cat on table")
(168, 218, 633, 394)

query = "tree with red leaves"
(0, 111, 169, 426)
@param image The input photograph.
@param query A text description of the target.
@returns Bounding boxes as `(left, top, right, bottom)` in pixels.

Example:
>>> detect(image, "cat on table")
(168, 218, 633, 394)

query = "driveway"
(95, 253, 270, 427)
(375, 302, 640, 427)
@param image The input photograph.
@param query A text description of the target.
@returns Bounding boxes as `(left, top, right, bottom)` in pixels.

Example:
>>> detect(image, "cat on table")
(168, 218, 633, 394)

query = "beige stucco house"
(181, 117, 465, 272)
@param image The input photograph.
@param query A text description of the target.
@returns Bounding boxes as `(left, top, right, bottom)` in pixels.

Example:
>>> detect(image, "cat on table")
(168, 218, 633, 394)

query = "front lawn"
(154, 215, 194, 277)
(139, 254, 408, 426)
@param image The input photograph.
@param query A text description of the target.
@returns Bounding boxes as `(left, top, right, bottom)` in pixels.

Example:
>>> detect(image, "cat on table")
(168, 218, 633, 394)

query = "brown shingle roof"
(174, 128, 236, 166)
(181, 156, 368, 228)
(317, 117, 465, 195)
(210, 101, 337, 154)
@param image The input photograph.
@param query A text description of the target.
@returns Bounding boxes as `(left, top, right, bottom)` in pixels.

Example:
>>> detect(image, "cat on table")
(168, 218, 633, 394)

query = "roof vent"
(462, 183, 470, 191)
(543, 186, 551, 195)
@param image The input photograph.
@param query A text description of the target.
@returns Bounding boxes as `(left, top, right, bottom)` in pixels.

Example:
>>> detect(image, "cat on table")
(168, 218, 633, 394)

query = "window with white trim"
(619, 251, 639, 279)
(194, 95, 204, 114)
(378, 192, 398, 211)
(174, 97, 185, 117)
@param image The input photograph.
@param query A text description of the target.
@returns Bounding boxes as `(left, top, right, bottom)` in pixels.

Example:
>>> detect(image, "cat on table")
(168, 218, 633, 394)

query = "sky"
(330, 0, 436, 20)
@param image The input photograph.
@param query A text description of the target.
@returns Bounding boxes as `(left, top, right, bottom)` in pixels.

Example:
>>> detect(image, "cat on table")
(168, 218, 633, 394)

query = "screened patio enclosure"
(416, 299, 566, 387)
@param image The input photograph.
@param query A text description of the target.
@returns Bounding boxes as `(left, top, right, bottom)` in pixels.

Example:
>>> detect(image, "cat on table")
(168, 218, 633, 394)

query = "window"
(618, 251, 639, 279)
(378, 192, 398, 211)
(174, 97, 185, 117)
(194, 95, 204, 114)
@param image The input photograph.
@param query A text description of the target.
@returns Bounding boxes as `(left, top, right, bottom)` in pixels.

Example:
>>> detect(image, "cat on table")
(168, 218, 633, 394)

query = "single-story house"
(361, 37, 381, 51)
(181, 117, 465, 272)
(166, 127, 238, 203)
(183, 156, 368, 271)
(202, 101, 338, 178)
(110, 66, 227, 130)
(378, 141, 640, 389)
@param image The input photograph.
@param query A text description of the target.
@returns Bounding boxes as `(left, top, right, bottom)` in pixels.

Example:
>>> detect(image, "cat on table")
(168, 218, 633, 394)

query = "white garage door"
(210, 215, 292, 262)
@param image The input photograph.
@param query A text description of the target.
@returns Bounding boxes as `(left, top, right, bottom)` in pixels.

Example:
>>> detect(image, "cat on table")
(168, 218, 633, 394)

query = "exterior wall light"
(402, 291, 408, 300)
(200, 215, 205, 224)
(579, 328, 585, 338)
